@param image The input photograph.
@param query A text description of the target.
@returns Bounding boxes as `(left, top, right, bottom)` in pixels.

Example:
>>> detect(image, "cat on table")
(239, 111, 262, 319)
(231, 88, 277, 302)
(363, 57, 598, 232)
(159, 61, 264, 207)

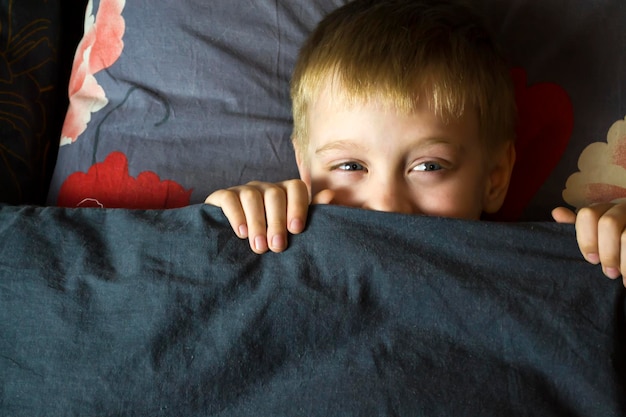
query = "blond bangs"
(291, 0, 516, 155)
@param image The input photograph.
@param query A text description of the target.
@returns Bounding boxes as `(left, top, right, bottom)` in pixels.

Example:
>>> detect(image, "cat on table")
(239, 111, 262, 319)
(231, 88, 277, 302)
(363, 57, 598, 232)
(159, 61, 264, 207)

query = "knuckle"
(266, 220, 285, 232)
(284, 178, 302, 186)
(238, 187, 261, 204)
(605, 255, 620, 266)
(286, 180, 310, 202)
(578, 242, 597, 255)
(213, 189, 239, 206)
(576, 206, 599, 223)
(204, 191, 219, 204)
(294, 179, 308, 190)
(220, 189, 238, 199)
(245, 213, 267, 231)
(264, 185, 286, 201)
(597, 212, 623, 231)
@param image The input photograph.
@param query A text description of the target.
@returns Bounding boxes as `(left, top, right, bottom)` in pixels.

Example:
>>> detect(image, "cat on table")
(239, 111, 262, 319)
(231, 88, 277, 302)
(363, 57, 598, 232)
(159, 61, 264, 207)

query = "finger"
(596, 204, 626, 280)
(621, 232, 626, 287)
(312, 189, 335, 205)
(576, 203, 616, 256)
(238, 185, 270, 254)
(283, 179, 310, 235)
(205, 189, 249, 239)
(575, 205, 611, 265)
(262, 183, 289, 253)
(551, 206, 576, 224)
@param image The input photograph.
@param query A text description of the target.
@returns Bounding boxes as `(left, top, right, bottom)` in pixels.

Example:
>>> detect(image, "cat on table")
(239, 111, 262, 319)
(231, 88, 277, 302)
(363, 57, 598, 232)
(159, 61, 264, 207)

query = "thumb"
(552, 206, 577, 224)
(312, 189, 335, 205)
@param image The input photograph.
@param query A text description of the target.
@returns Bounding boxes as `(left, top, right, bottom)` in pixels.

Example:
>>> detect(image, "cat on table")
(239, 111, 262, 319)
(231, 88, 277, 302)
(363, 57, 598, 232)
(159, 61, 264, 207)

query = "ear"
(294, 145, 313, 194)
(482, 141, 516, 214)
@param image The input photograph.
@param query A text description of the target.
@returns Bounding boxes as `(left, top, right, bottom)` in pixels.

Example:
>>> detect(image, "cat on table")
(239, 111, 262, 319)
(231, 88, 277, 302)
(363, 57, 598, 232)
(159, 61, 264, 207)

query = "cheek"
(415, 179, 484, 219)
(310, 176, 330, 196)
(454, 176, 489, 218)
(310, 174, 362, 207)
(309, 165, 343, 195)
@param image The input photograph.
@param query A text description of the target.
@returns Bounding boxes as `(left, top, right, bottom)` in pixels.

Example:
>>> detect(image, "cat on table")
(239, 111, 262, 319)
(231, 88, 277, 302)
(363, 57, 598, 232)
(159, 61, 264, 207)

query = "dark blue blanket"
(0, 204, 624, 416)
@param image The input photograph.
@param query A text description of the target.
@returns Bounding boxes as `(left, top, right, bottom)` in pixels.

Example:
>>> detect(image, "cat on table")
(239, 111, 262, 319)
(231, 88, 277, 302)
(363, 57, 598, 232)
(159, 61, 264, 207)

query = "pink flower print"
(563, 116, 626, 208)
(60, 0, 126, 145)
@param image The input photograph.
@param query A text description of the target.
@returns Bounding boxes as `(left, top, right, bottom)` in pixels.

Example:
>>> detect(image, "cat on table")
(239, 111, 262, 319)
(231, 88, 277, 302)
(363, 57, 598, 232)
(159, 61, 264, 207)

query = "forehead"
(307, 83, 482, 153)
(309, 74, 420, 115)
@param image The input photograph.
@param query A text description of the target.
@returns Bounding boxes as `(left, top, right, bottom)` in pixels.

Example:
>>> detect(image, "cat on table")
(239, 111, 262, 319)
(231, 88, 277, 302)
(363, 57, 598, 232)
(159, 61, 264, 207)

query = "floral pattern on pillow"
(0, 0, 57, 204)
(47, 0, 626, 218)
(490, 68, 573, 221)
(60, 0, 125, 145)
(562, 116, 626, 208)
(57, 151, 192, 208)
(56, 0, 192, 209)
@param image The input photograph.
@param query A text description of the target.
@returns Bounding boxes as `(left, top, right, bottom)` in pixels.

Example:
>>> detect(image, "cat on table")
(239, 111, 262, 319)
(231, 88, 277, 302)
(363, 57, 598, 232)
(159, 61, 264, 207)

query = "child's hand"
(205, 180, 333, 254)
(552, 203, 626, 286)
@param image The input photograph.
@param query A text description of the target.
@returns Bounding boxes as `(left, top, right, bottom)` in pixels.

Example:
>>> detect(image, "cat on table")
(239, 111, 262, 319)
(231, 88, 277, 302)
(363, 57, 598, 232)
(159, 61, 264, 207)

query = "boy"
(206, 0, 626, 285)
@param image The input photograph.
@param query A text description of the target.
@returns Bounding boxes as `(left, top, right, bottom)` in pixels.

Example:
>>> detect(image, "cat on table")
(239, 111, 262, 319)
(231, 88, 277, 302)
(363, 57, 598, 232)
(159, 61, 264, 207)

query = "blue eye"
(414, 162, 442, 172)
(337, 162, 364, 171)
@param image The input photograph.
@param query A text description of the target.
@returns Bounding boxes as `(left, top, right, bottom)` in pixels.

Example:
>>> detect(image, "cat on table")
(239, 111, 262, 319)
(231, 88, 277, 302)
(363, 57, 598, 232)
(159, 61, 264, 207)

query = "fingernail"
(289, 218, 303, 233)
(604, 267, 621, 279)
(238, 224, 248, 238)
(586, 253, 600, 264)
(271, 234, 285, 250)
(254, 236, 267, 252)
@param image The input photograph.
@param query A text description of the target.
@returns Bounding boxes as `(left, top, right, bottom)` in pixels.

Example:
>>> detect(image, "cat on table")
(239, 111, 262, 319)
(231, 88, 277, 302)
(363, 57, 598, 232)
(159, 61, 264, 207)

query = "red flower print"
(57, 152, 193, 209)
(489, 68, 574, 221)
(60, 0, 126, 145)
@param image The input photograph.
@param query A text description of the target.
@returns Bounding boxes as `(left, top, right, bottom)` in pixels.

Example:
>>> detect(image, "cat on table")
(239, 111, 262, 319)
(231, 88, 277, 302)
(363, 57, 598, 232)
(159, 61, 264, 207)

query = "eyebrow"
(314, 137, 462, 156)
(315, 139, 369, 156)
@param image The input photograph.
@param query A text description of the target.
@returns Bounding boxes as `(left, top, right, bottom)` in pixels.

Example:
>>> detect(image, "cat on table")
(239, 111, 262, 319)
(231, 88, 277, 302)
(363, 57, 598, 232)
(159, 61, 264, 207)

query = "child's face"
(295, 86, 513, 219)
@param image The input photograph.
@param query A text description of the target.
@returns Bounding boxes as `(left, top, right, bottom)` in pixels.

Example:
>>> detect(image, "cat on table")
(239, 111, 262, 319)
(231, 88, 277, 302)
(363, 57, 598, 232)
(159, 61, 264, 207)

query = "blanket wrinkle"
(0, 203, 624, 416)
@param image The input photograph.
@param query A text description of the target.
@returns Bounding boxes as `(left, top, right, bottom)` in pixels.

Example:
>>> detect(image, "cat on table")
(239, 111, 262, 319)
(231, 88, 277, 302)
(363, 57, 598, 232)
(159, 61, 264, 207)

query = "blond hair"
(290, 0, 516, 156)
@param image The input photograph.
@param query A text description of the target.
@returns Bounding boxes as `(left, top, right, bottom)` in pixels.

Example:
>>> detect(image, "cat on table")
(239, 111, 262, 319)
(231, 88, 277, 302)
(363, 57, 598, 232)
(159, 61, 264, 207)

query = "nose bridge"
(364, 172, 414, 214)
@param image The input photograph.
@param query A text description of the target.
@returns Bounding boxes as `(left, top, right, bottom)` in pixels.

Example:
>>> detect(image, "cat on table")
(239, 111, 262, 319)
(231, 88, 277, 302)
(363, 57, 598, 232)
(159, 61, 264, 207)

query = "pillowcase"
(47, 0, 340, 210)
(0, 1, 81, 204)
(47, 0, 626, 220)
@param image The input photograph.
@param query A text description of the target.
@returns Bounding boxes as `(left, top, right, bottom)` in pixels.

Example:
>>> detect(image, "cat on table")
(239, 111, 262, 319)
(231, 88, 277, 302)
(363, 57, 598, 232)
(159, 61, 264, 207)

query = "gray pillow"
(47, 0, 626, 220)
